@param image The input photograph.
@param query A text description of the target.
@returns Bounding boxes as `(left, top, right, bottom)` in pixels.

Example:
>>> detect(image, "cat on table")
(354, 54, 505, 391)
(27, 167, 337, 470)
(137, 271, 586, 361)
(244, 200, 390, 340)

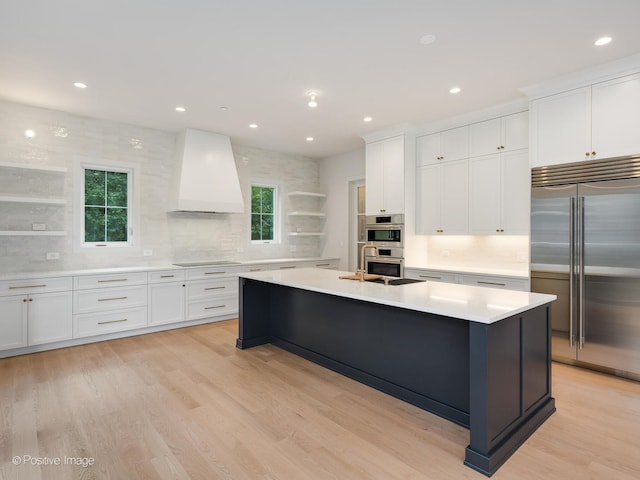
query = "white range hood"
(170, 128, 244, 213)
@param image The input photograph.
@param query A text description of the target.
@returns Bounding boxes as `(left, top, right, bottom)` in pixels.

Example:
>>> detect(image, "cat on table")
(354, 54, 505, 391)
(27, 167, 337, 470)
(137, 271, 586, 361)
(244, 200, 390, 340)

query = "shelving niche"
(0, 162, 68, 236)
(287, 191, 326, 237)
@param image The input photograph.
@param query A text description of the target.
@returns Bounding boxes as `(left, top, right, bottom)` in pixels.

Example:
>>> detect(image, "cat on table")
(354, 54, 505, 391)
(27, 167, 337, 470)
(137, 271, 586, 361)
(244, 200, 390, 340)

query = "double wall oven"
(364, 214, 404, 277)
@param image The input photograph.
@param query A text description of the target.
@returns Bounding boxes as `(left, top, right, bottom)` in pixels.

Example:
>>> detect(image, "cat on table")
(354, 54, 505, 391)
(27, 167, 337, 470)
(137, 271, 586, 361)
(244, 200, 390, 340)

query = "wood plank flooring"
(1, 319, 639, 479)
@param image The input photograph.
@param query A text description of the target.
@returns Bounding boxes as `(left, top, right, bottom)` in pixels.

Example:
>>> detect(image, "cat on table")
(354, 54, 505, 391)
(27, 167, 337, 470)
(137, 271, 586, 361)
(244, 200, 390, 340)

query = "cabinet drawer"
(73, 307, 147, 338)
(186, 295, 237, 321)
(148, 270, 186, 284)
(186, 266, 242, 281)
(0, 276, 72, 296)
(461, 274, 528, 291)
(405, 269, 458, 284)
(74, 285, 147, 314)
(186, 278, 237, 300)
(74, 272, 147, 290)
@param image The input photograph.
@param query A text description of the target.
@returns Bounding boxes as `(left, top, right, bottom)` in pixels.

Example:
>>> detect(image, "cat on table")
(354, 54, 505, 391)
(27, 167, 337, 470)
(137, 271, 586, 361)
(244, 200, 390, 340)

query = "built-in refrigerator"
(530, 156, 640, 380)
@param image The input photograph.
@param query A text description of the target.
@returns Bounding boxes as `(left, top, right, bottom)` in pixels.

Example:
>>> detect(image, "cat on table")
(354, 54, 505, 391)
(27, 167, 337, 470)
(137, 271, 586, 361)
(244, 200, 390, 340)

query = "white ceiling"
(1, 0, 640, 159)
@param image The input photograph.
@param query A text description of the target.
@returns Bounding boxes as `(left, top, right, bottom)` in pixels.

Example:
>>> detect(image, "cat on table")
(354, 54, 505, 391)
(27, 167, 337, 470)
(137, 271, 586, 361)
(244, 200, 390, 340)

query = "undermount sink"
(366, 278, 425, 286)
(173, 260, 242, 267)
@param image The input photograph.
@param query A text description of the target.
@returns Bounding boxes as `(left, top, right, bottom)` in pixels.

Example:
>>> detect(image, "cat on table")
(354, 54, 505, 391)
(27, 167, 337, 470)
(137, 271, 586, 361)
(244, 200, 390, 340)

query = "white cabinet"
(416, 159, 468, 234)
(0, 277, 72, 350)
(591, 73, 640, 160)
(417, 126, 469, 166)
(460, 273, 528, 291)
(530, 73, 640, 167)
(185, 265, 242, 322)
(73, 272, 148, 338)
(469, 111, 528, 157)
(469, 149, 529, 234)
(404, 268, 459, 284)
(365, 135, 404, 214)
(148, 270, 186, 326)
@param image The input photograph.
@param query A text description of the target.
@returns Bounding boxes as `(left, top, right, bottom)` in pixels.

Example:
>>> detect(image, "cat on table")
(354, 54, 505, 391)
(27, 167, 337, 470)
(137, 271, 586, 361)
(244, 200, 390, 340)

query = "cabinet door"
(28, 291, 72, 345)
(382, 136, 405, 214)
(469, 154, 501, 234)
(148, 282, 185, 326)
(416, 165, 442, 233)
(530, 87, 591, 167)
(441, 126, 469, 162)
(502, 111, 529, 152)
(441, 159, 469, 234)
(0, 296, 28, 350)
(365, 140, 385, 214)
(501, 149, 530, 234)
(469, 118, 502, 157)
(591, 73, 640, 160)
(417, 133, 442, 166)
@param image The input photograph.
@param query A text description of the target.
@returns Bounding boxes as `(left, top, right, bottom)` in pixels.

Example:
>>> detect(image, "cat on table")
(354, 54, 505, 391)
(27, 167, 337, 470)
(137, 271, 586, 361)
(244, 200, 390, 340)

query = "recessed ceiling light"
(306, 136, 314, 142)
(449, 86, 461, 94)
(219, 106, 228, 111)
(594, 36, 612, 46)
(419, 34, 436, 45)
(24, 129, 36, 139)
(363, 116, 373, 123)
(249, 123, 258, 129)
(73, 82, 87, 89)
(175, 106, 186, 112)
(306, 90, 319, 108)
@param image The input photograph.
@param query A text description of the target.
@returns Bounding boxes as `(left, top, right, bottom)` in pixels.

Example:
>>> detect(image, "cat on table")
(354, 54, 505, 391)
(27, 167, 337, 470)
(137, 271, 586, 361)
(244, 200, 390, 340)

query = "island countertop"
(239, 267, 556, 324)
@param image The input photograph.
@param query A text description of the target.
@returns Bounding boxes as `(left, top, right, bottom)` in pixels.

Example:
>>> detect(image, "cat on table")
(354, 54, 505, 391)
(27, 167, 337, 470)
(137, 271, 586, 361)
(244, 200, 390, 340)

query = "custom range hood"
(170, 128, 244, 213)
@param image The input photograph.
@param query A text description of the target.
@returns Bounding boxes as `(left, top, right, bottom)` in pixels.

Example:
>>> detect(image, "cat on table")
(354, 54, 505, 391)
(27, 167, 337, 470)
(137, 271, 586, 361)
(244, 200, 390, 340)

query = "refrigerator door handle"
(578, 195, 585, 349)
(569, 196, 576, 348)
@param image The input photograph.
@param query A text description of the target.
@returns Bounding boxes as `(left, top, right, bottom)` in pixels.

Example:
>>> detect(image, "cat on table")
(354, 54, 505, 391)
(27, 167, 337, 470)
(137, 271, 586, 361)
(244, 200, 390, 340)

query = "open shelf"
(288, 211, 326, 217)
(0, 195, 67, 205)
(288, 191, 327, 198)
(0, 161, 67, 173)
(0, 230, 67, 236)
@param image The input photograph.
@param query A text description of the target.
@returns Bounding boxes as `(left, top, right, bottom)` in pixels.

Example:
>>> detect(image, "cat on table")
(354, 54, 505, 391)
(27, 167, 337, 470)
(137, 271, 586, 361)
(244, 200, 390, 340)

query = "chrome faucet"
(359, 244, 379, 281)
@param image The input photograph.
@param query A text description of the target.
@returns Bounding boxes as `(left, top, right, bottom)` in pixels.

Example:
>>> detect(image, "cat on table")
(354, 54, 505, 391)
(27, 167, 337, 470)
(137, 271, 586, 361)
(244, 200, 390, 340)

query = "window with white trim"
(251, 184, 279, 243)
(80, 164, 134, 247)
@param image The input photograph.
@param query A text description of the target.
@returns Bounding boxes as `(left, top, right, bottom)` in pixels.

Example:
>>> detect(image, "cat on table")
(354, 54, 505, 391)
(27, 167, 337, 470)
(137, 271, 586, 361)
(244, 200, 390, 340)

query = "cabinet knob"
(585, 152, 591, 156)
(592, 151, 596, 156)
(380, 209, 386, 213)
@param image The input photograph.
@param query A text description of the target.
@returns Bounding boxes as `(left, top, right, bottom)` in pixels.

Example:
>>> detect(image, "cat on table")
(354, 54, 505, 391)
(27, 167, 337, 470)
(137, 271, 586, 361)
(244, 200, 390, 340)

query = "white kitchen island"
(237, 268, 557, 477)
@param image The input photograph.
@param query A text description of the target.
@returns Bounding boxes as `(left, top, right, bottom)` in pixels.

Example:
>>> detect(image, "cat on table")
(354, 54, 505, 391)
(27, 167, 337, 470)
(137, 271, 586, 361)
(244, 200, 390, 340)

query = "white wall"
(0, 100, 323, 274)
(319, 148, 365, 270)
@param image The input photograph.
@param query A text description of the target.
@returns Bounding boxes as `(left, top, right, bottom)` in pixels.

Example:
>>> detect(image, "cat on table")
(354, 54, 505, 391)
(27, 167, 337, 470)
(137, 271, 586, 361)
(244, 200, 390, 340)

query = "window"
(251, 184, 278, 243)
(81, 165, 133, 246)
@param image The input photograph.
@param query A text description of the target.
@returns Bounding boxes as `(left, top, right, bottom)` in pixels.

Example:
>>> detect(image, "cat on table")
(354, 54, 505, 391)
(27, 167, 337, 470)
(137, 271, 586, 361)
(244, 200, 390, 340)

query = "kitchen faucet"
(359, 244, 379, 281)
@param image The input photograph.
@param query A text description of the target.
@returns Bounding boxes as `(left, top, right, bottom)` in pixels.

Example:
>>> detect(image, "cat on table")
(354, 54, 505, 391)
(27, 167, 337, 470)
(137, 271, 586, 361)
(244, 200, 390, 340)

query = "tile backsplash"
(0, 100, 323, 274)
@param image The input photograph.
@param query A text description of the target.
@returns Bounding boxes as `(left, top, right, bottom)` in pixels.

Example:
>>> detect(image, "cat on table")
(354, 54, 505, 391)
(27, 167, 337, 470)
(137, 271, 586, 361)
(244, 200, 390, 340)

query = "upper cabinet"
(417, 126, 469, 166)
(469, 111, 528, 157)
(365, 135, 405, 215)
(530, 73, 640, 167)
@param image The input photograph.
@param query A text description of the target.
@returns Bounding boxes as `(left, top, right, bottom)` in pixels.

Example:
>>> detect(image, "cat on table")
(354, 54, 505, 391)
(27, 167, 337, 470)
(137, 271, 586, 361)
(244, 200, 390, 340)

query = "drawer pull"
(419, 275, 441, 280)
(205, 286, 226, 290)
(315, 263, 331, 267)
(279, 266, 296, 269)
(98, 278, 128, 283)
(204, 304, 226, 310)
(160, 275, 175, 278)
(204, 271, 225, 275)
(249, 268, 262, 272)
(10, 284, 47, 289)
(98, 296, 129, 302)
(477, 281, 506, 286)
(97, 318, 128, 325)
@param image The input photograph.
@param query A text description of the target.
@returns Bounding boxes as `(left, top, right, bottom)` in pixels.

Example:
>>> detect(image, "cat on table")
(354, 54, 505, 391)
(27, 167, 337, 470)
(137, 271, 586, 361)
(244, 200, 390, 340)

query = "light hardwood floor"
(1, 319, 639, 480)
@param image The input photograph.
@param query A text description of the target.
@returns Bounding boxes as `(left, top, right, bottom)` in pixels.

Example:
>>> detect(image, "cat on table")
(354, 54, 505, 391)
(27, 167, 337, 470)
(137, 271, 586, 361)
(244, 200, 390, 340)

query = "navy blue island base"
(236, 277, 556, 476)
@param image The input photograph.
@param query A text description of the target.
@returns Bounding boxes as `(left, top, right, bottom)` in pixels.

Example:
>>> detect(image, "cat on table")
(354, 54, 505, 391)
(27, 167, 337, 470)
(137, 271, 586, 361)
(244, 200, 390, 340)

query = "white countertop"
(239, 268, 556, 325)
(0, 257, 339, 281)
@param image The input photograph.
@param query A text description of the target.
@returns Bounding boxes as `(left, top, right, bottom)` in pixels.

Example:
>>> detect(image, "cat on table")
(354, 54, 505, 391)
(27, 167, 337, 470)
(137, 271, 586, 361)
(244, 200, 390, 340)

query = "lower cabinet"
(405, 268, 529, 291)
(148, 270, 186, 326)
(0, 277, 72, 351)
(404, 268, 459, 284)
(185, 275, 239, 322)
(73, 307, 148, 338)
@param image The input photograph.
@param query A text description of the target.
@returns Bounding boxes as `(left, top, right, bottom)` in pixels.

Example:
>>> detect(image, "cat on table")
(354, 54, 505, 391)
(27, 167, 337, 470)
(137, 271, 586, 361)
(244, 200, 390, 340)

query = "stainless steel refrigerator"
(530, 156, 640, 380)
